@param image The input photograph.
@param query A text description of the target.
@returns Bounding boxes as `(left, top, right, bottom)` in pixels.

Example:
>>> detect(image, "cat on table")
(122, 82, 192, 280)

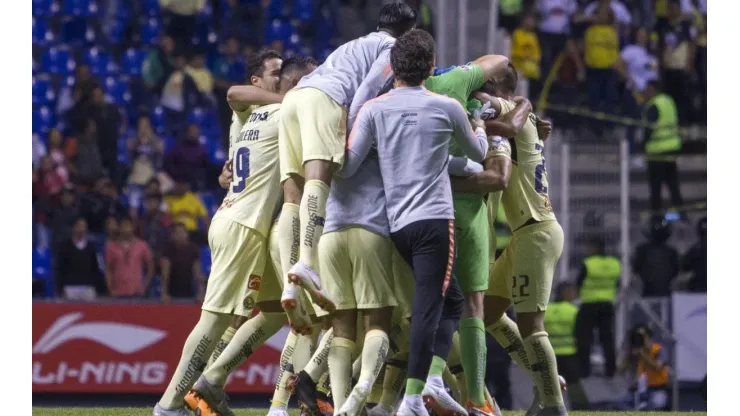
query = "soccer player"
(276, 2, 417, 329)
(422, 57, 509, 416)
(339, 29, 488, 416)
(452, 65, 568, 416)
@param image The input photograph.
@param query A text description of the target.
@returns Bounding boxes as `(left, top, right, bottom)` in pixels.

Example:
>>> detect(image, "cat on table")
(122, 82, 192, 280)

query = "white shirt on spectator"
(584, 0, 633, 26)
(620, 45, 658, 92)
(537, 0, 578, 34)
(32, 134, 47, 168)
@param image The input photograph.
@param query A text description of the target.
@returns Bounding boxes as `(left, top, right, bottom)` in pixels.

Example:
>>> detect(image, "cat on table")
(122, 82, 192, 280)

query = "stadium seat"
(199, 192, 218, 217)
(32, 17, 55, 46)
(141, 0, 161, 17)
(33, 0, 58, 17)
(33, 106, 55, 135)
(107, 19, 126, 44)
(104, 76, 131, 107)
(265, 0, 286, 19)
(63, 0, 99, 17)
(264, 19, 295, 43)
(61, 18, 95, 46)
(208, 141, 227, 166)
(120, 48, 147, 76)
(32, 247, 54, 298)
(140, 18, 161, 45)
(85, 48, 116, 76)
(200, 245, 212, 274)
(32, 78, 56, 107)
(151, 106, 167, 134)
(117, 136, 129, 163)
(292, 0, 314, 21)
(40, 47, 73, 75)
(162, 136, 175, 153)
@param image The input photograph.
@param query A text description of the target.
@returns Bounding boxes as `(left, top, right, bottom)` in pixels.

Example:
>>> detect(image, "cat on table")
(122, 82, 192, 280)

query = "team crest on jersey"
(243, 296, 256, 311)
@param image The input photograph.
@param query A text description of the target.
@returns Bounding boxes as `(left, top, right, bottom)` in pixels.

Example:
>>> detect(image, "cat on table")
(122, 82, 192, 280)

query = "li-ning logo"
(32, 312, 167, 355)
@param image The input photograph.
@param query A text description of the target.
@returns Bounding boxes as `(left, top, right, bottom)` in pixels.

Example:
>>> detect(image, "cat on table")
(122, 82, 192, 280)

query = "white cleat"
(190, 375, 235, 416)
(266, 405, 290, 416)
(152, 403, 190, 416)
(397, 395, 430, 416)
(422, 378, 468, 416)
(336, 381, 371, 416)
(367, 403, 394, 416)
(525, 375, 567, 416)
(287, 260, 336, 312)
(280, 282, 313, 335)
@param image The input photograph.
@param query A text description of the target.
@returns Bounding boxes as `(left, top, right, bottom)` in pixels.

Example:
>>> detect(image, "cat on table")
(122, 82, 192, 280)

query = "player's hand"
(536, 117, 552, 141)
(512, 96, 531, 107)
(161, 293, 171, 304)
(218, 160, 233, 189)
(472, 101, 495, 121)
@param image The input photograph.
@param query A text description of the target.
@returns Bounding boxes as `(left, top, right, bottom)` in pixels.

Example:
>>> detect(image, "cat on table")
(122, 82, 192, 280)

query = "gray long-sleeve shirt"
(339, 86, 488, 233)
(297, 31, 395, 128)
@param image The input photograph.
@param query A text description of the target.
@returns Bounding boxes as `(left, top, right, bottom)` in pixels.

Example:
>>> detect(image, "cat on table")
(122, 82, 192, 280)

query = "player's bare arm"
(450, 153, 512, 194)
(218, 160, 233, 189)
(226, 85, 283, 112)
(535, 116, 552, 141)
(471, 54, 511, 82)
(475, 92, 532, 138)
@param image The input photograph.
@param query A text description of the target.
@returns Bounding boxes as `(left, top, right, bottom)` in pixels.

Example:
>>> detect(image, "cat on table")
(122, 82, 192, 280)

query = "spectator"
(57, 64, 95, 119)
(681, 217, 706, 293)
(32, 134, 46, 169)
(87, 86, 124, 184)
(657, 0, 696, 125)
(127, 116, 165, 190)
(160, 0, 206, 49)
(616, 325, 670, 410)
(143, 34, 176, 95)
(160, 222, 205, 302)
(583, 0, 632, 29)
(55, 218, 102, 300)
(138, 192, 172, 265)
(535, 0, 578, 74)
(498, 0, 524, 33)
(160, 52, 201, 136)
(46, 183, 83, 254)
(164, 124, 209, 189)
(33, 156, 67, 200)
(184, 52, 216, 107)
(104, 217, 154, 297)
(105, 215, 120, 241)
(80, 177, 128, 235)
(510, 14, 542, 100)
(619, 27, 659, 153)
(46, 129, 70, 183)
(164, 180, 209, 243)
(70, 119, 105, 185)
(583, 5, 619, 123)
(632, 216, 679, 297)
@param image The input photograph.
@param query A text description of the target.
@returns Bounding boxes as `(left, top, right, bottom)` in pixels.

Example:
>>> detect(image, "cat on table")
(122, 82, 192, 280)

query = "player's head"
(377, 1, 418, 38)
(491, 63, 518, 97)
(555, 282, 577, 302)
(246, 48, 283, 93)
(390, 29, 435, 87)
(171, 222, 190, 245)
(586, 235, 606, 255)
(278, 55, 318, 94)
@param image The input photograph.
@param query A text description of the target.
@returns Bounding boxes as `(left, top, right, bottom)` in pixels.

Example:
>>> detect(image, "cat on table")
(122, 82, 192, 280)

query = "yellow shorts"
(392, 246, 415, 319)
(278, 87, 348, 181)
(318, 227, 397, 310)
(204, 218, 267, 316)
(487, 220, 564, 313)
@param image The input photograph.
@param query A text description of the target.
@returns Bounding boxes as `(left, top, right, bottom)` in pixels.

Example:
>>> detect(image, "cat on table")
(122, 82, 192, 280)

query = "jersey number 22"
(232, 147, 251, 193)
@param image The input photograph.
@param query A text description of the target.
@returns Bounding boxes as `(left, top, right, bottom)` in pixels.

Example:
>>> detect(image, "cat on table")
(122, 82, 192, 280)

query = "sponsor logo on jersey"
(247, 275, 262, 291)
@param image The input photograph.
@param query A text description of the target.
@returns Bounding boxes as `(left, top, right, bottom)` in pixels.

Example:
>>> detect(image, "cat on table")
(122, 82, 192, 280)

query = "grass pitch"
(30, 409, 708, 416)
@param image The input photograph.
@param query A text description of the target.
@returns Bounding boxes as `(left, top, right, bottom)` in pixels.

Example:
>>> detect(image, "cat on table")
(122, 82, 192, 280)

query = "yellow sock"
(159, 311, 230, 409)
(298, 180, 329, 269)
(329, 336, 355, 411)
(304, 328, 334, 382)
(487, 315, 531, 372)
(358, 329, 390, 388)
(204, 312, 286, 386)
(271, 330, 299, 408)
(523, 332, 564, 407)
(293, 325, 321, 372)
(207, 326, 236, 368)
(276, 203, 301, 282)
(370, 363, 386, 403)
(442, 366, 461, 403)
(379, 354, 408, 410)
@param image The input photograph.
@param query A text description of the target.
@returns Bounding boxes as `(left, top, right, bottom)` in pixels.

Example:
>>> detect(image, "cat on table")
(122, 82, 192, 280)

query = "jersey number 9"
(232, 147, 251, 193)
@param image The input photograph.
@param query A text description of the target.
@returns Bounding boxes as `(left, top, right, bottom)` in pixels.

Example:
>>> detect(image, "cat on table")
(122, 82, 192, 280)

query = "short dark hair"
(246, 49, 282, 83)
(494, 63, 518, 95)
(588, 235, 606, 253)
(377, 2, 418, 37)
(390, 29, 435, 86)
(279, 55, 318, 80)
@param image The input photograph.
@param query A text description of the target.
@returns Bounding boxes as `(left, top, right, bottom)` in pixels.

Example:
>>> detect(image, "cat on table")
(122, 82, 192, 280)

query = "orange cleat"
(184, 390, 200, 411)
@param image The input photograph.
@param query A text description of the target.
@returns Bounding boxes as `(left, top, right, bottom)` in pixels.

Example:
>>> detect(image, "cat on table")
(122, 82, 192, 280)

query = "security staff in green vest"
(499, 0, 523, 33)
(545, 282, 591, 410)
(575, 236, 621, 378)
(642, 80, 684, 212)
(406, 0, 434, 35)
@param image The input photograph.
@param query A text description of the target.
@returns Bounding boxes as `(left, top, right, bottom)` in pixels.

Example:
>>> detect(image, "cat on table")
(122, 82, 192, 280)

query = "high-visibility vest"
(544, 301, 579, 356)
(511, 29, 541, 80)
(580, 255, 621, 303)
(500, 0, 523, 15)
(643, 93, 682, 154)
(638, 343, 670, 387)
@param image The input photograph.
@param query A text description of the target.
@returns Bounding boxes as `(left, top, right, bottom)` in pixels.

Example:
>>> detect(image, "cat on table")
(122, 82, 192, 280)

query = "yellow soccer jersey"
(489, 98, 556, 231)
(214, 103, 282, 238)
(227, 106, 257, 159)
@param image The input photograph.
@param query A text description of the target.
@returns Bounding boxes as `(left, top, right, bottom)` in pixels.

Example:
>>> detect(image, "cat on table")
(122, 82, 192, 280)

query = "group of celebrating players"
(152, 2, 568, 416)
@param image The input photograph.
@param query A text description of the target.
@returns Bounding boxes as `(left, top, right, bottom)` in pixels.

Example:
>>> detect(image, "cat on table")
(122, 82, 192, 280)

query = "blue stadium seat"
(141, 0, 161, 16)
(107, 19, 126, 44)
(33, 0, 58, 16)
(163, 136, 175, 153)
(33, 106, 55, 135)
(151, 106, 167, 134)
(63, 0, 99, 17)
(32, 78, 56, 107)
(32, 17, 55, 46)
(117, 136, 129, 163)
(41, 47, 73, 75)
(105, 76, 131, 106)
(85, 48, 116, 76)
(265, 0, 286, 19)
(187, 108, 221, 137)
(120, 48, 147, 76)
(199, 192, 218, 217)
(200, 245, 212, 274)
(208, 141, 227, 166)
(61, 18, 95, 46)
(264, 19, 295, 43)
(292, 0, 314, 21)
(140, 18, 161, 45)
(32, 247, 55, 298)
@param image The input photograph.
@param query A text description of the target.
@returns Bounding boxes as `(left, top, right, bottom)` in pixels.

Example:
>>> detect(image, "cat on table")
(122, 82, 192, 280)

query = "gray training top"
(297, 31, 395, 128)
(338, 86, 489, 233)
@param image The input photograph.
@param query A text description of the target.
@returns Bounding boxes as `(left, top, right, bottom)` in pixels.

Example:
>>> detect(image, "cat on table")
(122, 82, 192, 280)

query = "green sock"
(428, 355, 447, 377)
(405, 378, 425, 395)
(459, 317, 487, 406)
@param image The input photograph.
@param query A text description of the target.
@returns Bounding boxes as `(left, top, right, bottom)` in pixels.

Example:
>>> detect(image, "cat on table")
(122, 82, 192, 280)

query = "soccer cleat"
(266, 406, 290, 416)
(397, 395, 430, 416)
(483, 388, 502, 416)
(189, 376, 235, 416)
(422, 378, 467, 416)
(281, 284, 313, 335)
(367, 403, 394, 416)
(184, 390, 200, 411)
(152, 403, 190, 416)
(336, 381, 371, 416)
(287, 261, 336, 313)
(466, 397, 499, 416)
(536, 405, 568, 416)
(287, 370, 321, 415)
(525, 375, 567, 416)
(316, 390, 334, 416)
